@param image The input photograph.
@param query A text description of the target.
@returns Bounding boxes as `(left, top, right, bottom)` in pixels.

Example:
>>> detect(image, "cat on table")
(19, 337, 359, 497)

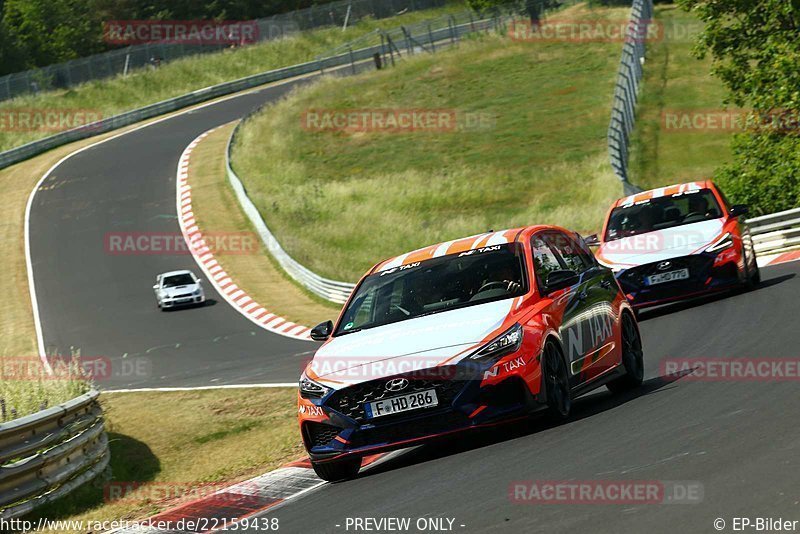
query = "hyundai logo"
(657, 261, 672, 271)
(385, 378, 409, 392)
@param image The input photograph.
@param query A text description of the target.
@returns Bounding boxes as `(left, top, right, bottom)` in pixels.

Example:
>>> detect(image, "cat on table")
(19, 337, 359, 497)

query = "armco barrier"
(748, 207, 800, 257)
(607, 0, 654, 194)
(0, 390, 109, 519)
(225, 128, 356, 304)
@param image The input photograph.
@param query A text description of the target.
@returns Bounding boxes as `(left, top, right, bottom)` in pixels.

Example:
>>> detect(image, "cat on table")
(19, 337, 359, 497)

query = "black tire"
(607, 312, 644, 394)
(543, 341, 571, 421)
(311, 456, 361, 482)
(748, 245, 761, 286)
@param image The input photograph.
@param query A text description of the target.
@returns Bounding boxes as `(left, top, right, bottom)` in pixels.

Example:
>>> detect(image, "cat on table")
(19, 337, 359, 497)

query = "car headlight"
(705, 233, 734, 253)
(193, 288, 202, 296)
(299, 374, 329, 399)
(469, 323, 524, 361)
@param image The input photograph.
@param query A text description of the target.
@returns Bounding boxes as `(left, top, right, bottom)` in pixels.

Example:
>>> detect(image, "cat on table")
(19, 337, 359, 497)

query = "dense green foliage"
(679, 0, 800, 215)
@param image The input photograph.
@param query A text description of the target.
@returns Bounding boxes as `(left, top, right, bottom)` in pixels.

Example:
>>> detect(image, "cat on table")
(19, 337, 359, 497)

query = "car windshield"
(334, 243, 527, 336)
(162, 274, 195, 287)
(604, 188, 723, 242)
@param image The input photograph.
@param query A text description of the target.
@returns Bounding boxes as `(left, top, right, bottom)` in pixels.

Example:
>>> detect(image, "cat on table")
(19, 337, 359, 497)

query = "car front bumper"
(615, 249, 743, 309)
(299, 364, 545, 462)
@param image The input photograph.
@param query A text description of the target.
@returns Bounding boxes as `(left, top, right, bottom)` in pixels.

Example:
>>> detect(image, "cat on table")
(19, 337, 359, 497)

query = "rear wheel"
(543, 341, 571, 421)
(311, 456, 361, 482)
(607, 313, 644, 394)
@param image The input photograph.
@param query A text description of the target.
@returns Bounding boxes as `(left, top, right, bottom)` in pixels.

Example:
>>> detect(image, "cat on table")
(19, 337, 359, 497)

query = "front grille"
(619, 255, 716, 302)
(304, 421, 341, 448)
(172, 293, 193, 299)
(620, 255, 713, 289)
(328, 377, 467, 423)
(353, 412, 470, 446)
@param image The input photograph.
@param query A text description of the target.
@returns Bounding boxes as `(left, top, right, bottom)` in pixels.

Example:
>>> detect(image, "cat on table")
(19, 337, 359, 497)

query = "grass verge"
(30, 388, 302, 533)
(231, 3, 626, 281)
(0, 4, 466, 153)
(188, 122, 340, 326)
(628, 4, 734, 190)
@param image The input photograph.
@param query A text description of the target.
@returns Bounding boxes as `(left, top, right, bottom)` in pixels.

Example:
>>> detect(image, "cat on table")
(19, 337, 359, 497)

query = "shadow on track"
(357, 371, 694, 481)
(637, 272, 795, 322)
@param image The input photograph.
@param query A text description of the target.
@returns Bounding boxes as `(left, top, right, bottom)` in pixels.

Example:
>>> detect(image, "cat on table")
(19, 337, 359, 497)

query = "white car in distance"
(154, 270, 206, 310)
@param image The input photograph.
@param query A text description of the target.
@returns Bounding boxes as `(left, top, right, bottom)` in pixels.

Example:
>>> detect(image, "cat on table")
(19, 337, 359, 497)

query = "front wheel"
(311, 456, 361, 482)
(744, 245, 761, 289)
(607, 313, 644, 394)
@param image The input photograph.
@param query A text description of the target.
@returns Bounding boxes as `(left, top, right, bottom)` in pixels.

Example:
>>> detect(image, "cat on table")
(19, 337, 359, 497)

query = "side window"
(547, 232, 593, 274)
(531, 235, 563, 287)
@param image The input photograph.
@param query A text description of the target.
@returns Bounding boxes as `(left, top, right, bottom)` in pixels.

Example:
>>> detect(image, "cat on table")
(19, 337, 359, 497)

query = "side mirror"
(729, 204, 749, 218)
(310, 320, 334, 342)
(152, 284, 159, 290)
(196, 278, 203, 284)
(583, 233, 600, 247)
(545, 269, 579, 293)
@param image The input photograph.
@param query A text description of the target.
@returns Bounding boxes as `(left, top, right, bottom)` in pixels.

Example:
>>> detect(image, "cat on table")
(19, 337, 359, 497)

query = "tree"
(678, 0, 800, 214)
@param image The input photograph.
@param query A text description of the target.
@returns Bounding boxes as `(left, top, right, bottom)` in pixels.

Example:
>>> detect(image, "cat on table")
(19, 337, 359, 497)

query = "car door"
(531, 231, 593, 389)
(543, 231, 617, 387)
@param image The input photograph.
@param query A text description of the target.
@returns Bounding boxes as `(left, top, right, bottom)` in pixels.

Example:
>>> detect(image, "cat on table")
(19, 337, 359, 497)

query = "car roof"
(612, 180, 715, 208)
(159, 269, 196, 278)
(371, 226, 553, 274)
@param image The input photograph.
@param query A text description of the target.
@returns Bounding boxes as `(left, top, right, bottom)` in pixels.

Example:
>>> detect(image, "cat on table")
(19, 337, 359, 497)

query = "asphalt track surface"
(28, 75, 347, 389)
(255, 261, 800, 533)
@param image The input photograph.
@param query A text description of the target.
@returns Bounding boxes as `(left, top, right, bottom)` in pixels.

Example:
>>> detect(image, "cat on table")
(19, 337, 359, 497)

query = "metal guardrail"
(225, 12, 503, 303)
(225, 128, 356, 304)
(607, 0, 654, 194)
(0, 0, 447, 102)
(0, 390, 109, 519)
(748, 207, 800, 256)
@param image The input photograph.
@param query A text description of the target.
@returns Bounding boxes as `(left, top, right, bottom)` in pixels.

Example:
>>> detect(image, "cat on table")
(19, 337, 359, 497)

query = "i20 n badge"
(297, 226, 645, 482)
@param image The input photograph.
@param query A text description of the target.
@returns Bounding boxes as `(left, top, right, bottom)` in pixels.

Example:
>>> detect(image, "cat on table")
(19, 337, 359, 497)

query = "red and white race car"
(592, 180, 760, 309)
(298, 226, 644, 481)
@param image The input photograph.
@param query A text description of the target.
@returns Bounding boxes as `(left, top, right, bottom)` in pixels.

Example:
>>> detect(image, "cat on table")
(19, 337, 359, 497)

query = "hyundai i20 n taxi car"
(298, 227, 645, 481)
(593, 181, 760, 310)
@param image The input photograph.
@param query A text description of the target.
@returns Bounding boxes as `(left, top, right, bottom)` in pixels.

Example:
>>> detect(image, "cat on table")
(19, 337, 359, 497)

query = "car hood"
(161, 284, 200, 297)
(310, 298, 516, 385)
(597, 219, 725, 268)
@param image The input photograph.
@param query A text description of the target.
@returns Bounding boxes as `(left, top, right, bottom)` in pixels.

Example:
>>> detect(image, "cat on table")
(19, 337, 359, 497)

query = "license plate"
(646, 268, 689, 286)
(364, 389, 438, 419)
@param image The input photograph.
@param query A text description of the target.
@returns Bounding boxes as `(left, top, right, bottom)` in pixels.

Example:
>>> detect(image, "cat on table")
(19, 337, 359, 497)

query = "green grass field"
(0, 4, 466, 153)
(628, 5, 734, 190)
(232, 3, 630, 281)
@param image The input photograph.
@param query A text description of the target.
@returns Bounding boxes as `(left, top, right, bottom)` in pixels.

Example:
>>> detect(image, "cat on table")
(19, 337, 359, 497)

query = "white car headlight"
(705, 233, 734, 253)
(299, 374, 329, 398)
(469, 323, 524, 361)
